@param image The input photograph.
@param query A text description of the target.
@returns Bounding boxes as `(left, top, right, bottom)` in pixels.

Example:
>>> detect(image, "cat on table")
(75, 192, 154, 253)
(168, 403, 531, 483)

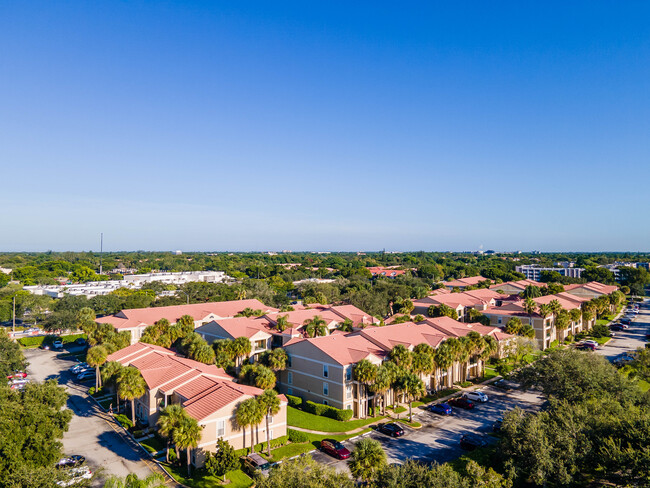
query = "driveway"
(24, 347, 161, 486)
(311, 385, 544, 472)
(595, 299, 649, 360)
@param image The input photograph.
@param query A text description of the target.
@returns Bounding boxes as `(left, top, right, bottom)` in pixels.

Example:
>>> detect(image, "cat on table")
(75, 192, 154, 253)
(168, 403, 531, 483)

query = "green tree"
(236, 398, 260, 453)
(401, 372, 426, 422)
(256, 456, 354, 488)
(205, 439, 238, 482)
(427, 304, 458, 320)
(303, 315, 328, 337)
(86, 345, 108, 391)
(505, 317, 522, 335)
(117, 367, 146, 427)
(258, 390, 281, 456)
(348, 438, 387, 483)
(231, 336, 253, 367)
(157, 404, 185, 462)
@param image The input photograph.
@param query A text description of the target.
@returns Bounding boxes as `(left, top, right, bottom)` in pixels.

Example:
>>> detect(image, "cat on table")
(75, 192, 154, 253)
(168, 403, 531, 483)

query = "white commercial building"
(516, 265, 584, 281)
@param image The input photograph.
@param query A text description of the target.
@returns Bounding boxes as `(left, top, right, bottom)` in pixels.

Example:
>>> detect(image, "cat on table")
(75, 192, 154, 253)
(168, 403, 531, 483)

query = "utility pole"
(99, 233, 104, 275)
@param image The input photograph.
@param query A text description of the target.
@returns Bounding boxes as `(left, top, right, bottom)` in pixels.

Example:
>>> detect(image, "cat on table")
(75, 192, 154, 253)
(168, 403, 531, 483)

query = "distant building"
(173, 250, 182, 255)
(367, 267, 408, 278)
(515, 265, 584, 281)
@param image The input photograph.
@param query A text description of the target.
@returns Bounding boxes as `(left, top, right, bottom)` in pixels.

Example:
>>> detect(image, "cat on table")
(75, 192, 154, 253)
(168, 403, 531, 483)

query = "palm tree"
(467, 332, 486, 378)
(87, 345, 108, 391)
(76, 307, 97, 337)
(348, 438, 387, 483)
(157, 404, 185, 462)
(456, 336, 472, 382)
(538, 304, 552, 320)
(303, 316, 328, 337)
(236, 398, 259, 453)
(275, 315, 290, 332)
(190, 343, 216, 364)
(523, 298, 537, 328)
(549, 299, 563, 318)
(371, 365, 393, 416)
(353, 359, 378, 418)
(263, 348, 287, 385)
(411, 349, 434, 388)
(175, 415, 202, 477)
(101, 360, 124, 412)
(254, 366, 276, 390)
(479, 335, 498, 376)
(103, 473, 165, 488)
(433, 342, 454, 389)
(257, 390, 281, 456)
(402, 373, 426, 422)
(117, 367, 146, 427)
(337, 318, 354, 332)
(232, 337, 252, 367)
(389, 344, 412, 370)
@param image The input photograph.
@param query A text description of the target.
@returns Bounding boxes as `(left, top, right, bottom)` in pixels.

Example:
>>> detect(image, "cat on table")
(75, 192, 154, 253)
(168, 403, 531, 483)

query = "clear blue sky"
(1, 1, 649, 252)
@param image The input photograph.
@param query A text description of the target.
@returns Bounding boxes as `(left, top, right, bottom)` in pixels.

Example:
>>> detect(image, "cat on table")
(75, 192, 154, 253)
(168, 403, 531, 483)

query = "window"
(346, 367, 352, 381)
(497, 317, 502, 324)
(217, 420, 225, 437)
(323, 365, 329, 378)
(287, 355, 292, 368)
(287, 372, 293, 384)
(346, 405, 352, 410)
(268, 415, 273, 425)
(346, 384, 352, 400)
(323, 382, 329, 396)
(287, 387, 293, 395)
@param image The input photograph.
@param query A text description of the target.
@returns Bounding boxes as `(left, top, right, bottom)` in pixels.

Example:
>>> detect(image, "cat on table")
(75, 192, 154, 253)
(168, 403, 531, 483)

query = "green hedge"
(114, 414, 133, 430)
(303, 400, 353, 422)
(288, 429, 309, 443)
(18, 333, 86, 348)
(286, 395, 302, 408)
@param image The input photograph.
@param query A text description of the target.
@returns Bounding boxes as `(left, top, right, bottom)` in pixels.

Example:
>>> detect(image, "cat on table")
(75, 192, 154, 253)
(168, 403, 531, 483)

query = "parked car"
(76, 370, 96, 380)
(449, 397, 475, 409)
(69, 363, 89, 374)
(463, 391, 488, 403)
(378, 422, 405, 437)
(241, 453, 270, 476)
(56, 466, 92, 487)
(583, 340, 599, 348)
(56, 455, 85, 469)
(52, 339, 64, 350)
(40, 343, 51, 350)
(576, 343, 596, 351)
(74, 338, 87, 346)
(460, 433, 488, 450)
(320, 439, 351, 459)
(493, 379, 515, 391)
(621, 317, 632, 325)
(610, 324, 624, 331)
(428, 403, 453, 415)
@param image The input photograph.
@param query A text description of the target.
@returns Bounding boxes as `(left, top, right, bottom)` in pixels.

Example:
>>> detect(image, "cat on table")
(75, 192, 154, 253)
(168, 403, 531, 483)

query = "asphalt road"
(595, 299, 649, 360)
(24, 346, 159, 486)
(311, 385, 545, 473)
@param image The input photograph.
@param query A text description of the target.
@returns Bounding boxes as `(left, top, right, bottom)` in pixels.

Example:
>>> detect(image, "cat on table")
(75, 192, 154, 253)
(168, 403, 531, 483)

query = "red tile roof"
(443, 276, 492, 288)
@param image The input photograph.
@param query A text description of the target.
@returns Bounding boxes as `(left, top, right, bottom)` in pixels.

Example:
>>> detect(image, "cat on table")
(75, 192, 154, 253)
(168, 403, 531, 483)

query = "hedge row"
(303, 400, 353, 422)
(286, 394, 302, 408)
(287, 429, 309, 443)
(18, 333, 86, 348)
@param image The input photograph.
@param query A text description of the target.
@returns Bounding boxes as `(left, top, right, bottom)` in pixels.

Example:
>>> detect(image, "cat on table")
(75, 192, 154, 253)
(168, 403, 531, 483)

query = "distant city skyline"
(1, 1, 649, 252)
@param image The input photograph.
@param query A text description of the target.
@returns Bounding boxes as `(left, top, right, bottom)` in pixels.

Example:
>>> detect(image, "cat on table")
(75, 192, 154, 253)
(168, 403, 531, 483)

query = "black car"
(493, 379, 513, 391)
(460, 433, 488, 450)
(610, 325, 624, 331)
(378, 422, 405, 437)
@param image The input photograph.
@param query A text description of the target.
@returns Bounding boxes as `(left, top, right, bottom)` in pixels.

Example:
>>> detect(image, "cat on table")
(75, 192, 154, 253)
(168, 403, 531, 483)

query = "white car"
(52, 339, 64, 350)
(463, 391, 489, 403)
(76, 370, 95, 380)
(69, 363, 89, 374)
(583, 340, 599, 348)
(56, 466, 93, 486)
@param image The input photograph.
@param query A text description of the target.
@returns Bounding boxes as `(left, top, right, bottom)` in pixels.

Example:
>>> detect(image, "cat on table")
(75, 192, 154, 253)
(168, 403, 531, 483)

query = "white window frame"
(287, 372, 293, 384)
(216, 420, 225, 437)
(323, 382, 329, 396)
(323, 364, 329, 378)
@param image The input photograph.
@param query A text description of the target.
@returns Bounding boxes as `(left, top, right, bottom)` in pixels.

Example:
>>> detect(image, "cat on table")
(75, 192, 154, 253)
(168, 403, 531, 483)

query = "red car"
(449, 397, 475, 409)
(320, 439, 351, 460)
(7, 371, 27, 380)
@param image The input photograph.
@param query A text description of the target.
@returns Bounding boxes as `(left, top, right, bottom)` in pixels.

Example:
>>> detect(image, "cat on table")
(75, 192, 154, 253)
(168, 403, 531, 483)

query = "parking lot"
(596, 299, 649, 360)
(24, 346, 160, 486)
(311, 385, 545, 472)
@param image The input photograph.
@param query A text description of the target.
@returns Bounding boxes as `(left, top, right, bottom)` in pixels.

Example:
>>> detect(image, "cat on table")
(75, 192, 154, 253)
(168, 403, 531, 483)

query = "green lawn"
(161, 463, 252, 488)
(387, 405, 407, 414)
(139, 435, 165, 454)
(287, 406, 384, 432)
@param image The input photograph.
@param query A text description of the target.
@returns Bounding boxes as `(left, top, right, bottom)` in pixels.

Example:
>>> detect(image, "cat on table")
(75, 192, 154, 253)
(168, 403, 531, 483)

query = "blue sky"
(1, 1, 649, 252)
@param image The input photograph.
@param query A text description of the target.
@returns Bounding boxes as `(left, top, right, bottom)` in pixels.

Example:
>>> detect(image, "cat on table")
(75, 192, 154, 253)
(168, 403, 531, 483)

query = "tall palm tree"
(433, 341, 454, 389)
(117, 367, 147, 427)
(263, 348, 287, 385)
(538, 304, 552, 320)
(257, 390, 281, 456)
(101, 360, 124, 412)
(87, 345, 108, 391)
(411, 350, 434, 388)
(236, 398, 259, 453)
(371, 365, 393, 416)
(467, 331, 486, 378)
(337, 318, 354, 333)
(348, 438, 387, 483)
(303, 316, 328, 337)
(175, 415, 202, 477)
(103, 473, 165, 488)
(353, 359, 378, 418)
(157, 404, 185, 462)
(254, 366, 277, 390)
(523, 298, 537, 328)
(402, 373, 426, 422)
(455, 336, 472, 382)
(389, 344, 412, 371)
(479, 335, 498, 376)
(232, 336, 252, 367)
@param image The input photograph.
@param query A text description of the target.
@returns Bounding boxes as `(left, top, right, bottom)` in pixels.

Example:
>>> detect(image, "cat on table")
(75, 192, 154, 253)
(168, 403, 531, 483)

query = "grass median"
(287, 406, 384, 432)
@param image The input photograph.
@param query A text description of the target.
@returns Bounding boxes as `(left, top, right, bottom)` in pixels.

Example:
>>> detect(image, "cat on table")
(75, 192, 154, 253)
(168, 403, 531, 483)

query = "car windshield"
(333, 442, 344, 450)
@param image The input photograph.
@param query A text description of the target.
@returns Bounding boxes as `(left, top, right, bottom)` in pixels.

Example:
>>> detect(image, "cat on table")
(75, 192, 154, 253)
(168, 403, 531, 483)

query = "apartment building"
(563, 281, 619, 299)
(515, 265, 584, 281)
(441, 276, 493, 291)
(98, 299, 278, 344)
(488, 279, 545, 295)
(278, 318, 512, 418)
(412, 289, 506, 321)
(107, 342, 287, 466)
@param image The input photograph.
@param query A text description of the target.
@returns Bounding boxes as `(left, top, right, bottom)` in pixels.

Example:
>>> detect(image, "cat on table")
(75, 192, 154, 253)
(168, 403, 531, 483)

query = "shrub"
(456, 381, 472, 388)
(269, 435, 287, 449)
(590, 324, 610, 339)
(304, 400, 327, 416)
(88, 387, 95, 395)
(18, 336, 46, 348)
(114, 413, 133, 429)
(286, 395, 302, 408)
(288, 429, 309, 443)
